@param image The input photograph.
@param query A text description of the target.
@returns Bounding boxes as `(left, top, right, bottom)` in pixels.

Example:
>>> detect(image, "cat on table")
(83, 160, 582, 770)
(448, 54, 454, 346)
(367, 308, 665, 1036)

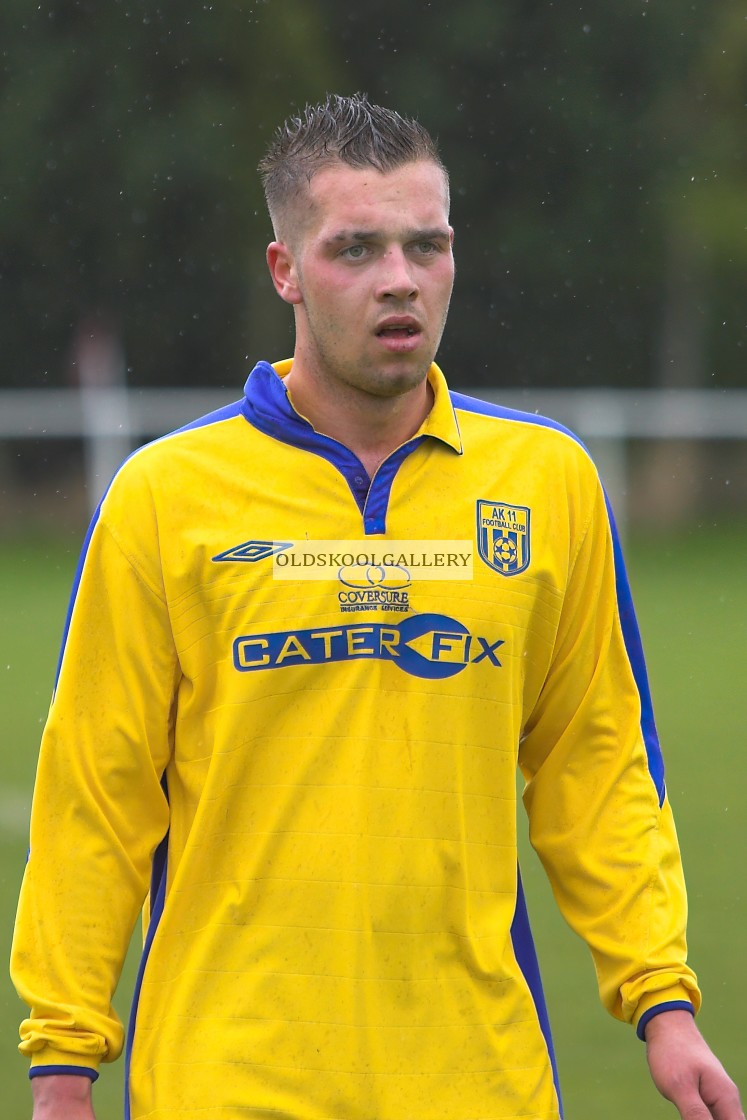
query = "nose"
(376, 247, 419, 301)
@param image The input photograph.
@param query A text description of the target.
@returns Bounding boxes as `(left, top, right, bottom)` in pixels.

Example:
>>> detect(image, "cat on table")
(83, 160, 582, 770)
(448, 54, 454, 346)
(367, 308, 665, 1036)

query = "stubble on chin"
(338, 353, 434, 402)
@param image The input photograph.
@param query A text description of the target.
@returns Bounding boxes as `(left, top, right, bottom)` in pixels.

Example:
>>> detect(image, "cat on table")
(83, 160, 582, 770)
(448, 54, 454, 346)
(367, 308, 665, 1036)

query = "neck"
(283, 359, 433, 479)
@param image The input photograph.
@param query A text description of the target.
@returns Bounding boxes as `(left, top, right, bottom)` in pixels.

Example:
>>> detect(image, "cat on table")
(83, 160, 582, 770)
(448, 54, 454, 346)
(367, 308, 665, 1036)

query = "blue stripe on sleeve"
(604, 495, 666, 806)
(53, 503, 102, 691)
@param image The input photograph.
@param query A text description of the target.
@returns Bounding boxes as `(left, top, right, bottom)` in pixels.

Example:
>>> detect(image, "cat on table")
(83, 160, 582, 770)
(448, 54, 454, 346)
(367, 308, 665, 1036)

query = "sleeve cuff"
(635, 1000, 695, 1041)
(28, 1045, 105, 1078)
(29, 1064, 99, 1081)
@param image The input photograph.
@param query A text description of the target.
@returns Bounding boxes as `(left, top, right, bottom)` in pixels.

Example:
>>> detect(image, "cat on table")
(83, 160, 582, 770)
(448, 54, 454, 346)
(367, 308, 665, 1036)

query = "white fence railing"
(2, 387, 746, 524)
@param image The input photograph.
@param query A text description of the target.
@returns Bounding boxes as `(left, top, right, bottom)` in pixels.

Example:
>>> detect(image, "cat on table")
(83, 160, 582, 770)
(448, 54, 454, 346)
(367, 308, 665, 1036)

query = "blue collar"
(241, 360, 461, 536)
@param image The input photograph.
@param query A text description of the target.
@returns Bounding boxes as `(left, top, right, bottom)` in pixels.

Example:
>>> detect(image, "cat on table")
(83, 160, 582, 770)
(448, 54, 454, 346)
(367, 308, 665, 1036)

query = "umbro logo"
(212, 540, 293, 564)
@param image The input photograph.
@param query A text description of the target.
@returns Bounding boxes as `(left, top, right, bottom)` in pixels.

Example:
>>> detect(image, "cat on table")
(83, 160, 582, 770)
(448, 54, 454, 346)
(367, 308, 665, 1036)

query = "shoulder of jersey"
(451, 389, 593, 460)
(97, 399, 247, 513)
(120, 398, 247, 471)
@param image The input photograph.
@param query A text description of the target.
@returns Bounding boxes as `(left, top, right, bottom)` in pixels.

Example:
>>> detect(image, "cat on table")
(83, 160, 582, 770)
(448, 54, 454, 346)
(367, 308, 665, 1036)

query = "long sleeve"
(10, 477, 177, 1074)
(518, 478, 701, 1031)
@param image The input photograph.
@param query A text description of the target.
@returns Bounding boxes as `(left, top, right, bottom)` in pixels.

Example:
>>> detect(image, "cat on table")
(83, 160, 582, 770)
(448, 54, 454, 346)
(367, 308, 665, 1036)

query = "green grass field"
(1, 526, 745, 1118)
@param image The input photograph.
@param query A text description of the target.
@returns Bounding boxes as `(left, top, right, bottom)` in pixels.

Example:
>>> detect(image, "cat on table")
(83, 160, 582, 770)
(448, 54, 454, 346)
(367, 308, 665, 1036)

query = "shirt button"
(354, 475, 365, 486)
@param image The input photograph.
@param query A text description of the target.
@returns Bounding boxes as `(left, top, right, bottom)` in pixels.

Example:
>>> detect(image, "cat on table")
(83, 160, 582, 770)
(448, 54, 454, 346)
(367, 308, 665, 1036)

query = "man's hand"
(645, 1009, 744, 1120)
(31, 1073, 96, 1120)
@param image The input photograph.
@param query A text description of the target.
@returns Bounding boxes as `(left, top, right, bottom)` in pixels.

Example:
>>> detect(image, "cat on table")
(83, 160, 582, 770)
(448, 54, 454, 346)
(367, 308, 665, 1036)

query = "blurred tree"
(323, 0, 742, 390)
(0, 0, 341, 388)
(650, 4, 747, 390)
(0, 0, 743, 392)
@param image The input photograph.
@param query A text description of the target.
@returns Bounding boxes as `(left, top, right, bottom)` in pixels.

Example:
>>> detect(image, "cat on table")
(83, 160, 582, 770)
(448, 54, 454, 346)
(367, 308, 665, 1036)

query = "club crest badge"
(476, 500, 531, 576)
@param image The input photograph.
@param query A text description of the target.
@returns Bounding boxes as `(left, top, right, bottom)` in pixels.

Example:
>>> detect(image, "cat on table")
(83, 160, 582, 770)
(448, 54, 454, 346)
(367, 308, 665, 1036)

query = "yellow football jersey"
(11, 360, 699, 1120)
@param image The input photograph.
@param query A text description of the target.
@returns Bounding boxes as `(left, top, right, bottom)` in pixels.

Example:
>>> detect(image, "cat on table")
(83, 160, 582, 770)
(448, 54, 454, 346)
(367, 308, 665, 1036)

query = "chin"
(363, 361, 432, 398)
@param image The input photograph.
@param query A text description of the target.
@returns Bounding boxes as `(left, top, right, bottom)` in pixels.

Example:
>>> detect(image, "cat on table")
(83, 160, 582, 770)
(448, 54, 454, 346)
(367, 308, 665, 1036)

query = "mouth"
(374, 322, 423, 354)
(377, 326, 417, 338)
(375, 318, 423, 343)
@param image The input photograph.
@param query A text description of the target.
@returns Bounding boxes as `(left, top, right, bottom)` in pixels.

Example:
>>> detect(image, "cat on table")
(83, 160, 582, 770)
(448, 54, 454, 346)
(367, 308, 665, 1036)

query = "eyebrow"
(325, 227, 451, 245)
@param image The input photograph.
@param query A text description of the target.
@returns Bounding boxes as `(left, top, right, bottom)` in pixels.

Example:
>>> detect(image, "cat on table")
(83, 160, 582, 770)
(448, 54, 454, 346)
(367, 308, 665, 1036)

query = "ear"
(266, 241, 303, 306)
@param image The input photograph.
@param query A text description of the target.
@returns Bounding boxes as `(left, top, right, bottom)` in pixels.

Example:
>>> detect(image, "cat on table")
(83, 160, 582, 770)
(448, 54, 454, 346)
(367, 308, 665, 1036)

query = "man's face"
(276, 160, 454, 401)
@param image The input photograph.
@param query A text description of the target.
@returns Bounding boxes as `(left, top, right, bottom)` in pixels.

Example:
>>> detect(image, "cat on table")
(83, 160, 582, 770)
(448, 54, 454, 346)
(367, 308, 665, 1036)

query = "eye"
(340, 244, 369, 260)
(411, 240, 440, 257)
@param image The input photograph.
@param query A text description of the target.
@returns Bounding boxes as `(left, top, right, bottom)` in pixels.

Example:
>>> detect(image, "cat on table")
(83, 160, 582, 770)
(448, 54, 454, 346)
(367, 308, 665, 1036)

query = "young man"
(12, 94, 743, 1120)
